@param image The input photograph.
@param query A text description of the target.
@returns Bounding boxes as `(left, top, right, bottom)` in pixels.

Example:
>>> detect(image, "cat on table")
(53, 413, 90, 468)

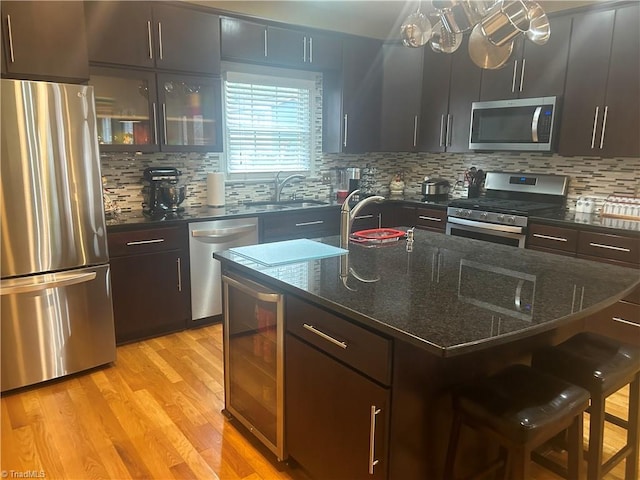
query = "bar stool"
(532, 332, 640, 480)
(444, 364, 590, 480)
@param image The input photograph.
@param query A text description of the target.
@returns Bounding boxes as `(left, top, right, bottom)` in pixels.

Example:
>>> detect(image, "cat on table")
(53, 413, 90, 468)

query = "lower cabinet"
(260, 207, 340, 242)
(286, 296, 390, 479)
(413, 206, 446, 232)
(108, 225, 190, 344)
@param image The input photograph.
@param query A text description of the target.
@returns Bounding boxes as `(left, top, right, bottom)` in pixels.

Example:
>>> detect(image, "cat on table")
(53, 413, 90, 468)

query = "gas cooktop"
(448, 198, 564, 216)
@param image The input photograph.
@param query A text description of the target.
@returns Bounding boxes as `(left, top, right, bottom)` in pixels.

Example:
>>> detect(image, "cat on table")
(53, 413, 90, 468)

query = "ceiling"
(187, 0, 604, 39)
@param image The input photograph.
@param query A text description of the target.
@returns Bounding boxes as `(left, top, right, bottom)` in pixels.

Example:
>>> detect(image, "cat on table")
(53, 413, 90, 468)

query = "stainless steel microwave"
(469, 96, 558, 151)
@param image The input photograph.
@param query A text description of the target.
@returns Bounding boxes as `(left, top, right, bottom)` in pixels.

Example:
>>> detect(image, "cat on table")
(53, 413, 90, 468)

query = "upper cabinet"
(89, 67, 223, 153)
(323, 35, 383, 153)
(220, 17, 342, 71)
(1, 1, 89, 83)
(379, 44, 424, 152)
(479, 14, 571, 101)
(419, 37, 481, 153)
(558, 4, 639, 157)
(85, 1, 220, 74)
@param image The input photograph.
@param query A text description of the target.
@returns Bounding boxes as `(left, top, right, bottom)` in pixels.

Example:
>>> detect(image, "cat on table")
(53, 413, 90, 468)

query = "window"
(223, 66, 316, 176)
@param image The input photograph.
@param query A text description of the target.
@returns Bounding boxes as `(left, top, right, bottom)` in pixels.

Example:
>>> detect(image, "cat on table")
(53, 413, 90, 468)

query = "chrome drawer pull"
(369, 405, 381, 474)
(177, 257, 182, 292)
(157, 22, 163, 60)
(599, 105, 608, 149)
(126, 238, 165, 246)
(589, 242, 630, 253)
(533, 233, 567, 242)
(590, 106, 599, 149)
(7, 15, 15, 62)
(355, 214, 374, 220)
(302, 323, 347, 349)
(419, 215, 442, 222)
(147, 20, 153, 59)
(612, 317, 639, 328)
(295, 220, 324, 227)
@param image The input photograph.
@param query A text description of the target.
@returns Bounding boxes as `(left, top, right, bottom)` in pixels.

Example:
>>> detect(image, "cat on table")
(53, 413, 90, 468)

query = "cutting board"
(229, 239, 347, 267)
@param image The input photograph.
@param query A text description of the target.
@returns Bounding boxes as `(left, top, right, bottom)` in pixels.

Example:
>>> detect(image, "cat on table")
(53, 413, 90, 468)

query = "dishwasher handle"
(191, 224, 257, 241)
(222, 274, 281, 303)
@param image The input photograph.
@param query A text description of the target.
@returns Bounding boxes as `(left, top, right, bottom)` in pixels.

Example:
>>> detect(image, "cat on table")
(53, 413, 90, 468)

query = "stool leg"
(444, 413, 463, 479)
(626, 372, 640, 480)
(587, 393, 606, 480)
(567, 413, 585, 480)
(508, 445, 530, 480)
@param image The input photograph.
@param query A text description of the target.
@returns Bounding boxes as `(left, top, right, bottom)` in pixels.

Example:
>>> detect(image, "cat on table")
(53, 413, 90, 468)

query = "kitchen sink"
(244, 199, 329, 210)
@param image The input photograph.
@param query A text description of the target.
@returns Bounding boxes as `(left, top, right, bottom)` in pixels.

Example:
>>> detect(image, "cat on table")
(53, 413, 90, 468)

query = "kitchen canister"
(207, 172, 225, 207)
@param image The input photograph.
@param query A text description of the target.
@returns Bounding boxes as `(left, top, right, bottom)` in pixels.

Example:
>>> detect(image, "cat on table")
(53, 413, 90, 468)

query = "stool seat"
(532, 332, 640, 393)
(532, 332, 640, 480)
(456, 364, 591, 445)
(445, 364, 590, 480)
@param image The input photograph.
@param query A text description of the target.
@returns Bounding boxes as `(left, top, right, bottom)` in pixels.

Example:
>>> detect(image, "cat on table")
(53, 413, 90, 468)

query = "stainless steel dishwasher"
(188, 218, 258, 322)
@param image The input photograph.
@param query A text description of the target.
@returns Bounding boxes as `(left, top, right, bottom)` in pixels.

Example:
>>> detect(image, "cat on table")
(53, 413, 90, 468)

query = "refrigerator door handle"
(1, 272, 97, 296)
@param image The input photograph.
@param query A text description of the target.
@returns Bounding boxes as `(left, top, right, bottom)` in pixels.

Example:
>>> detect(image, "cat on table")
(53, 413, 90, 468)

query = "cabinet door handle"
(147, 20, 153, 59)
(302, 323, 347, 349)
(445, 114, 452, 147)
(303, 36, 307, 62)
(126, 238, 165, 246)
(295, 220, 324, 227)
(599, 105, 608, 149)
(152, 103, 158, 144)
(439, 114, 446, 147)
(419, 215, 442, 222)
(613, 316, 639, 328)
(355, 214, 374, 220)
(343, 114, 348, 148)
(368, 405, 381, 474)
(6, 14, 15, 62)
(157, 22, 163, 60)
(264, 29, 268, 57)
(589, 242, 630, 253)
(177, 257, 182, 292)
(511, 59, 518, 93)
(590, 106, 599, 149)
(519, 58, 526, 92)
(308, 36, 313, 63)
(413, 115, 419, 147)
(162, 103, 168, 145)
(532, 233, 567, 242)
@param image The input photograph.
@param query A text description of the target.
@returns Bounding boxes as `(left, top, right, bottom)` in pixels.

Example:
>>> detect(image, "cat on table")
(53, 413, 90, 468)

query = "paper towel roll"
(207, 172, 225, 207)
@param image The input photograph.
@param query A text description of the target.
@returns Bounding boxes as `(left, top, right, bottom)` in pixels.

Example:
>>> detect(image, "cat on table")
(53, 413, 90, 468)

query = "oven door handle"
(447, 216, 523, 234)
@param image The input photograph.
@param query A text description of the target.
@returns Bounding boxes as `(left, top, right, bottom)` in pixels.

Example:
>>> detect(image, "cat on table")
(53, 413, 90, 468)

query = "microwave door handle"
(531, 106, 542, 142)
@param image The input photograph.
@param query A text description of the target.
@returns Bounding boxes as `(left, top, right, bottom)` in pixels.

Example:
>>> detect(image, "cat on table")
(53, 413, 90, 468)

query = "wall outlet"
(321, 172, 332, 184)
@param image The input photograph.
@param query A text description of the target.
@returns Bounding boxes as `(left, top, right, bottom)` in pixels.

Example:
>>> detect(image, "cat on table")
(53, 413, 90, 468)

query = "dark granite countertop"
(106, 196, 639, 236)
(215, 230, 639, 357)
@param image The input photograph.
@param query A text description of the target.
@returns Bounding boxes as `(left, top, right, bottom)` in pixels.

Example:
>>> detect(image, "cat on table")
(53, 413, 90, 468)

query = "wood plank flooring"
(1, 323, 636, 479)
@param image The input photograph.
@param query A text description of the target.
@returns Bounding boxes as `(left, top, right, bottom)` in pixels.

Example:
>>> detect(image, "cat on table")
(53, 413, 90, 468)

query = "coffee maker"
(142, 167, 186, 216)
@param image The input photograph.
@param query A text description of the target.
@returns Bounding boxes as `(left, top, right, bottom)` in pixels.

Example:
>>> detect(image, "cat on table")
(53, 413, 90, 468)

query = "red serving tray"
(351, 228, 406, 242)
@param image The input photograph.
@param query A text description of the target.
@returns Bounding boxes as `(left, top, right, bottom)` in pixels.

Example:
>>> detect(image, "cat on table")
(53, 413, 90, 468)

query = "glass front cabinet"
(89, 67, 223, 153)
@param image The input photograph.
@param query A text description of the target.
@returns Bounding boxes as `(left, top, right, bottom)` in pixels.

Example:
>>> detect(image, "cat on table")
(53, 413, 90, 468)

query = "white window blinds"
(224, 71, 313, 174)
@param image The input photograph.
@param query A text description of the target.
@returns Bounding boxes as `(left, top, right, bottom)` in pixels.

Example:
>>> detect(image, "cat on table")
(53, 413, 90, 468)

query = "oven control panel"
(447, 207, 528, 228)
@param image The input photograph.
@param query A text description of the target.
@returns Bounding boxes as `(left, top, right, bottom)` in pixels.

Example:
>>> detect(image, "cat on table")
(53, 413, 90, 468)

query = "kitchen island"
(218, 229, 639, 478)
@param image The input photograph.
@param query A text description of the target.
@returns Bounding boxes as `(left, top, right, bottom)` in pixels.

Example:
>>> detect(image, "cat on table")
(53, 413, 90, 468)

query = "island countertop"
(215, 229, 639, 357)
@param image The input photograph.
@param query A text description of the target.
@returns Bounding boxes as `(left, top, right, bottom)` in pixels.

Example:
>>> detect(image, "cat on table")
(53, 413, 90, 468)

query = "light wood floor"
(1, 324, 636, 479)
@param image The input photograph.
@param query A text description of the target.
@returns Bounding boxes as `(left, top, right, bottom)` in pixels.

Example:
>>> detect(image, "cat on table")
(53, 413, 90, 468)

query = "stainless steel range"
(446, 172, 569, 248)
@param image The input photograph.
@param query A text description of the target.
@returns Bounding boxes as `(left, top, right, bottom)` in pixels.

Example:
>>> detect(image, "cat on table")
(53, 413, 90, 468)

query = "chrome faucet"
(340, 189, 385, 249)
(274, 171, 305, 202)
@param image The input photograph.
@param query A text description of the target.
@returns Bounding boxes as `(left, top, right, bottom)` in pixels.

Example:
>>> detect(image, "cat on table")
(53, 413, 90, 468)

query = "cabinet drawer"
(527, 223, 578, 253)
(415, 208, 446, 231)
(108, 226, 186, 257)
(586, 300, 640, 347)
(286, 295, 392, 385)
(261, 208, 340, 242)
(577, 231, 639, 266)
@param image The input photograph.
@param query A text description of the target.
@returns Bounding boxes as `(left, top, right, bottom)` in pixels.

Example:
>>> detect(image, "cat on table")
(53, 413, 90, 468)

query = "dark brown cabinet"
(89, 68, 223, 153)
(418, 38, 481, 153)
(479, 15, 571, 101)
(85, 1, 220, 74)
(1, 1, 89, 82)
(526, 222, 578, 256)
(286, 296, 390, 479)
(558, 4, 640, 157)
(380, 44, 423, 152)
(324, 35, 383, 153)
(260, 207, 340, 242)
(414, 207, 447, 232)
(108, 225, 190, 344)
(220, 17, 341, 71)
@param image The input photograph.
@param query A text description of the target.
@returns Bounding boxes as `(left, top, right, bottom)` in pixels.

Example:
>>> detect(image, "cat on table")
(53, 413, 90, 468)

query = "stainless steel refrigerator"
(1, 79, 116, 392)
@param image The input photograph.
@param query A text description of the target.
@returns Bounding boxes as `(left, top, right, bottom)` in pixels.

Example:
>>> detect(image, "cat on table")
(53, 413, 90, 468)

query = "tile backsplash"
(101, 151, 639, 213)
